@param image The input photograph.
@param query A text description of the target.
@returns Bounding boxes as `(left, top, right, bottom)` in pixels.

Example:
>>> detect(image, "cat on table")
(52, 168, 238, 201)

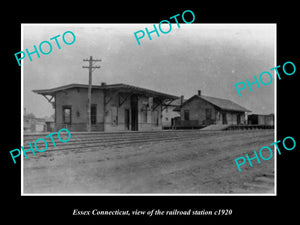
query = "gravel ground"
(23, 130, 275, 194)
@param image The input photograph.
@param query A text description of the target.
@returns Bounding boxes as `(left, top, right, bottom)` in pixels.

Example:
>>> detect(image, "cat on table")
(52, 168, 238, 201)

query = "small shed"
(24, 115, 46, 133)
(248, 114, 274, 126)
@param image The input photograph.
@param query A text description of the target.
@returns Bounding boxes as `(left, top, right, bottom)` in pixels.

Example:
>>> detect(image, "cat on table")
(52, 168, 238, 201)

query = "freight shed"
(174, 90, 251, 128)
(33, 83, 178, 132)
(248, 114, 274, 126)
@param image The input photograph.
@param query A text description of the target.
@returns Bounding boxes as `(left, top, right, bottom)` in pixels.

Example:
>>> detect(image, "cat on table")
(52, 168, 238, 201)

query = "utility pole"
(82, 56, 101, 132)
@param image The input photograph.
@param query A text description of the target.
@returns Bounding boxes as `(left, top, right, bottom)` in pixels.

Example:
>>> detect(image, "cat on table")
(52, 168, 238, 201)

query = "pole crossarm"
(83, 59, 102, 62)
(82, 66, 101, 69)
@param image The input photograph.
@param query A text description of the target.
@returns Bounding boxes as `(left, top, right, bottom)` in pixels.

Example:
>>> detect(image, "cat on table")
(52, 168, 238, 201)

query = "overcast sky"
(22, 23, 275, 118)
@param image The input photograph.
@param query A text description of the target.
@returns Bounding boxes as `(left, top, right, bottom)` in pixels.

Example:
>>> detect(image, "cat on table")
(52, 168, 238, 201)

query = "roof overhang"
(102, 84, 178, 100)
(32, 83, 179, 100)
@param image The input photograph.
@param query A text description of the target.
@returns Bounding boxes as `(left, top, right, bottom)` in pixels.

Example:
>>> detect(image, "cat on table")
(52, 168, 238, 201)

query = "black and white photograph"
(22, 23, 276, 195)
(4, 5, 298, 224)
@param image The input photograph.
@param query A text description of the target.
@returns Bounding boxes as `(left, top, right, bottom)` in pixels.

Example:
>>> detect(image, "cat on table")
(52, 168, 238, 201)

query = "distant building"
(248, 114, 274, 126)
(174, 90, 251, 128)
(24, 112, 46, 133)
(162, 96, 185, 129)
(45, 116, 55, 132)
(33, 83, 178, 132)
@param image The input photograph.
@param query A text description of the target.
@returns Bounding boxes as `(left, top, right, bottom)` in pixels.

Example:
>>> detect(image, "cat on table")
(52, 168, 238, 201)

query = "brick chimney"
(198, 90, 201, 96)
(180, 95, 184, 105)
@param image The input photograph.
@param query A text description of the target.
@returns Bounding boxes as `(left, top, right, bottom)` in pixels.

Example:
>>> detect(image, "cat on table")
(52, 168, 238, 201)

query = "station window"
(206, 108, 212, 120)
(63, 106, 71, 124)
(91, 104, 97, 124)
(143, 109, 147, 123)
(184, 110, 190, 121)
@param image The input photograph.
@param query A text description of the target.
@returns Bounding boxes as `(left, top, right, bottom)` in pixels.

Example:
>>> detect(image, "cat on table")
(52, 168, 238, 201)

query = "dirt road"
(23, 130, 275, 194)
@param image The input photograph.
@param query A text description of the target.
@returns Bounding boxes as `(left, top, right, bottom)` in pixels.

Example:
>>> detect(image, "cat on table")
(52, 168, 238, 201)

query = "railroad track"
(23, 129, 273, 154)
(23, 130, 220, 153)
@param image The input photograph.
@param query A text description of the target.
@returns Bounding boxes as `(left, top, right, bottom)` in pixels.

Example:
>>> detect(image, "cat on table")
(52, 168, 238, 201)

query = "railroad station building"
(33, 83, 178, 132)
(174, 90, 251, 128)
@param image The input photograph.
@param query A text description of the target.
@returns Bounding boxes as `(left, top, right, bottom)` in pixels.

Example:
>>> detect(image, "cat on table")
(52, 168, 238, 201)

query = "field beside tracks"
(23, 129, 275, 194)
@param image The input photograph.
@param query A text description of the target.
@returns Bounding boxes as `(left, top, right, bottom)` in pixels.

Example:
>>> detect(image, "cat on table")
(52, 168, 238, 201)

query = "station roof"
(32, 83, 179, 100)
